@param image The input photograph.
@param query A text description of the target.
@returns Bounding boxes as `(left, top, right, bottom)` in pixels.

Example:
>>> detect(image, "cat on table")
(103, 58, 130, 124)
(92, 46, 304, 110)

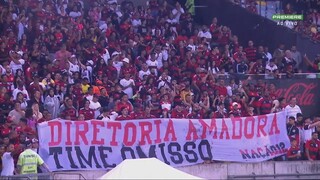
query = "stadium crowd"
(0, 0, 320, 176)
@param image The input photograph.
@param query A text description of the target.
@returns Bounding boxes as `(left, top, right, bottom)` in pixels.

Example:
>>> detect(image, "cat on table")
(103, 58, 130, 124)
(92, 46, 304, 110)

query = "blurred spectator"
(284, 97, 301, 120)
(1, 143, 15, 176)
(305, 132, 320, 161)
(286, 139, 301, 161)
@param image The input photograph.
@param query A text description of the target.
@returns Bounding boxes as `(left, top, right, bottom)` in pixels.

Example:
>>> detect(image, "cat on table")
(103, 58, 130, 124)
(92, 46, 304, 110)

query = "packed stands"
(0, 0, 320, 177)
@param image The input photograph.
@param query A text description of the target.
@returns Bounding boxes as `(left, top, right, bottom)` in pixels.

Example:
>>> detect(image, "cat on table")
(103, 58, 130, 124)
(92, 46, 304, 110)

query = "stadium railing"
(0, 172, 86, 180)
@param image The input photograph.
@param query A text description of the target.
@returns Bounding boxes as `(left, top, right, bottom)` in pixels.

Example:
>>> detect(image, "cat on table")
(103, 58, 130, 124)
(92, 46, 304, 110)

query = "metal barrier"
(0, 172, 86, 180)
(0, 173, 53, 180)
(52, 172, 86, 180)
(228, 172, 320, 179)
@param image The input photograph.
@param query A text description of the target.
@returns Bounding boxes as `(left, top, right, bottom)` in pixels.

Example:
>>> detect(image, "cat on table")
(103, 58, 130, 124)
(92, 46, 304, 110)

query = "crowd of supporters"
(0, 0, 320, 176)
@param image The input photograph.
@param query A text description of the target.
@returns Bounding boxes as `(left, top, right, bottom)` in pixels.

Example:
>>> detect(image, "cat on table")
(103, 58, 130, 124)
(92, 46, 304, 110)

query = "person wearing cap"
(17, 140, 50, 175)
(120, 57, 136, 78)
(228, 102, 242, 117)
(1, 143, 15, 176)
(31, 138, 39, 153)
(111, 51, 123, 78)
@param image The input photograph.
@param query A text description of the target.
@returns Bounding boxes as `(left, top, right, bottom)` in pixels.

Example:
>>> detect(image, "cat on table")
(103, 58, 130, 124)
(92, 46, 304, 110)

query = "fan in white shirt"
(157, 72, 172, 89)
(13, 81, 30, 100)
(119, 73, 135, 99)
(1, 144, 15, 176)
(265, 59, 278, 73)
(9, 51, 25, 74)
(198, 26, 212, 40)
(112, 55, 123, 78)
(284, 97, 302, 121)
(132, 14, 142, 28)
(138, 63, 151, 80)
(89, 95, 101, 119)
(186, 39, 196, 52)
(69, 6, 82, 18)
(171, 2, 185, 22)
(67, 55, 80, 84)
(146, 53, 158, 75)
(97, 108, 118, 121)
(264, 47, 273, 61)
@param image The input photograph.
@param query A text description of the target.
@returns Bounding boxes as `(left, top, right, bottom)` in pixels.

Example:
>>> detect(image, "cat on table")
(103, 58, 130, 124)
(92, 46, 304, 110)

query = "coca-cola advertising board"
(267, 79, 320, 117)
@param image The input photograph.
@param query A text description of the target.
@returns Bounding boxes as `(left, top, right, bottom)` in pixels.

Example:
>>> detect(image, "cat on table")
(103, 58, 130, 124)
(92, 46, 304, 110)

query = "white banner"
(38, 112, 290, 171)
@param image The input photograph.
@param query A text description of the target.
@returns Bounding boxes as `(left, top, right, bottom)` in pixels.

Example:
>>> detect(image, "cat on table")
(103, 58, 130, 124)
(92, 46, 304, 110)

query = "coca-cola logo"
(275, 83, 317, 106)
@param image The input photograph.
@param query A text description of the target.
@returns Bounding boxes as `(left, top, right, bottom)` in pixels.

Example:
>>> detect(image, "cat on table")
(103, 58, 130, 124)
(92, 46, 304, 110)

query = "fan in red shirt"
(243, 104, 256, 117)
(116, 107, 133, 121)
(286, 138, 302, 161)
(215, 79, 227, 97)
(28, 76, 44, 97)
(142, 106, 157, 119)
(209, 17, 220, 41)
(249, 58, 265, 74)
(37, 110, 52, 123)
(0, 75, 13, 93)
(106, 59, 119, 82)
(305, 132, 320, 161)
(79, 100, 95, 120)
(186, 103, 204, 119)
(209, 47, 221, 66)
(171, 104, 188, 119)
(233, 46, 247, 63)
(120, 58, 136, 79)
(217, 26, 231, 46)
(25, 60, 39, 85)
(229, 102, 242, 117)
(60, 98, 77, 120)
(257, 91, 273, 115)
(246, 83, 260, 110)
(211, 102, 228, 119)
(131, 106, 145, 119)
(244, 40, 257, 63)
(4, 65, 14, 87)
(115, 94, 134, 113)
